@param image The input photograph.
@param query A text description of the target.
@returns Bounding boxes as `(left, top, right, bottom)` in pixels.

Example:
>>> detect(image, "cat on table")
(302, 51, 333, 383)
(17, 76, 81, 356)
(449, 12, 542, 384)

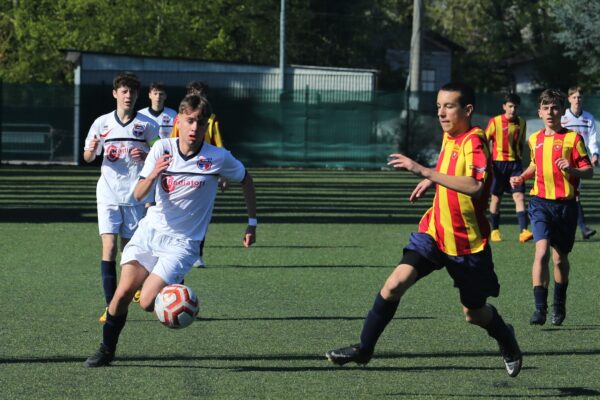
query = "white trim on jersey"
(561, 108, 599, 156)
(84, 111, 160, 205)
(138, 107, 178, 139)
(140, 138, 246, 240)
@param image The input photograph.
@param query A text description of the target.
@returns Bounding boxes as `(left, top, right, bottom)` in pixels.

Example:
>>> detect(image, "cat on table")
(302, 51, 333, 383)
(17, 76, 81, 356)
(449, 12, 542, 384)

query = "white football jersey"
(138, 107, 178, 139)
(84, 111, 160, 205)
(561, 108, 599, 156)
(141, 138, 247, 240)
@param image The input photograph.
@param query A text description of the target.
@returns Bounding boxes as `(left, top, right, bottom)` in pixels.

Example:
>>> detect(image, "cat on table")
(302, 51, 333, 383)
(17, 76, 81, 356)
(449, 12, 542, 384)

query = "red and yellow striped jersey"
(528, 129, 591, 200)
(418, 127, 491, 256)
(170, 113, 224, 147)
(485, 115, 526, 161)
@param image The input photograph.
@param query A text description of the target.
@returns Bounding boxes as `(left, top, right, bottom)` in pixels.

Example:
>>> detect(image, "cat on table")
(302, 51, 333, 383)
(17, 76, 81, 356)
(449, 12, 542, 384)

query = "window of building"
(421, 69, 436, 92)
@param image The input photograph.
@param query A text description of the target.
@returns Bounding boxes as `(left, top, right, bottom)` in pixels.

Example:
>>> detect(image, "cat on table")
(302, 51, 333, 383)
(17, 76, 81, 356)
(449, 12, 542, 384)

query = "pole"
(279, 0, 286, 93)
(409, 0, 422, 93)
(405, 0, 423, 154)
(0, 79, 3, 166)
(73, 65, 81, 165)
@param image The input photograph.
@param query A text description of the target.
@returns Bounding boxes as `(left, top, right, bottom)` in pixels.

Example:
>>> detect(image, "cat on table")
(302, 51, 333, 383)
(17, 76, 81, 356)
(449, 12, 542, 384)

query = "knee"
(139, 292, 157, 312)
(463, 309, 478, 325)
(140, 300, 155, 313)
(462, 305, 489, 326)
(381, 265, 417, 300)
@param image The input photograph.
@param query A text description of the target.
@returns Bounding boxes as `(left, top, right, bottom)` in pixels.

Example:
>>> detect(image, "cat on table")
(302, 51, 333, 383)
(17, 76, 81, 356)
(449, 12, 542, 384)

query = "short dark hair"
(568, 86, 582, 96)
(149, 82, 166, 92)
(538, 88, 566, 109)
(113, 72, 140, 92)
(178, 94, 212, 120)
(503, 93, 521, 105)
(185, 80, 209, 97)
(439, 82, 475, 108)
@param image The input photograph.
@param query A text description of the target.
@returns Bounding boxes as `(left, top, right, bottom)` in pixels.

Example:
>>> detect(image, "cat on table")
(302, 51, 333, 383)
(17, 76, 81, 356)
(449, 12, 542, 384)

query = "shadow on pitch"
(125, 315, 433, 323)
(386, 387, 600, 398)
(210, 264, 390, 269)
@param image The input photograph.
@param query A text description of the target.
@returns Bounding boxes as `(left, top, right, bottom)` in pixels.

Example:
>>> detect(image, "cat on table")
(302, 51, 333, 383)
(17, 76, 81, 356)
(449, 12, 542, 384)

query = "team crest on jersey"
(162, 115, 172, 124)
(105, 145, 120, 162)
(197, 156, 213, 170)
(553, 139, 563, 151)
(132, 124, 145, 137)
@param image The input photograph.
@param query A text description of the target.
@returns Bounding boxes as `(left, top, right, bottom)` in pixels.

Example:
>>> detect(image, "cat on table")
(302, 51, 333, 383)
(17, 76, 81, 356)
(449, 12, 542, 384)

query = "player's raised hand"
(243, 225, 256, 248)
(86, 136, 100, 152)
(149, 154, 171, 179)
(409, 179, 433, 203)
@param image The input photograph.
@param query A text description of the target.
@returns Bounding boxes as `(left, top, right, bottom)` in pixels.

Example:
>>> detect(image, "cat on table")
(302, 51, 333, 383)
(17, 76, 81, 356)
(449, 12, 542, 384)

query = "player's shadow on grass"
(196, 315, 434, 322)
(126, 315, 433, 323)
(386, 387, 600, 398)
(538, 324, 600, 332)
(213, 264, 390, 269)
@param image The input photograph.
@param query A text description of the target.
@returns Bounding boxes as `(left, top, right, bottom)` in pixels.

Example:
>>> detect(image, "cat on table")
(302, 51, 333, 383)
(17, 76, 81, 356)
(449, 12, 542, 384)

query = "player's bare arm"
(388, 153, 484, 198)
(555, 158, 594, 179)
(133, 154, 171, 201)
(83, 137, 100, 163)
(241, 172, 257, 248)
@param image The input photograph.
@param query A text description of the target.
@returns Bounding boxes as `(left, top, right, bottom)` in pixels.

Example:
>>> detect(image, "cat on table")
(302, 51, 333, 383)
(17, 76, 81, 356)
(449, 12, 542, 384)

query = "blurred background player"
(485, 93, 533, 243)
(511, 89, 593, 326)
(138, 82, 177, 139)
(171, 81, 223, 147)
(326, 83, 522, 378)
(83, 72, 159, 323)
(561, 86, 598, 239)
(83, 94, 257, 367)
(172, 80, 226, 268)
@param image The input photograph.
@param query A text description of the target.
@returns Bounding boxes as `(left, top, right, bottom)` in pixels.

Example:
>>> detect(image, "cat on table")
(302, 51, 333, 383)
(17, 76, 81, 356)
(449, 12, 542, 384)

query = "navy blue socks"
(100, 260, 117, 306)
(554, 281, 568, 307)
(490, 213, 500, 230)
(484, 305, 511, 344)
(103, 312, 127, 352)
(516, 211, 528, 231)
(359, 293, 400, 352)
(533, 286, 548, 311)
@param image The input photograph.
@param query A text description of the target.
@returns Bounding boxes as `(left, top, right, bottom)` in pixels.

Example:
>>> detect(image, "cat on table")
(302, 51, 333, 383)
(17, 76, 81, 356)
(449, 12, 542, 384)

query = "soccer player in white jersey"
(83, 72, 160, 324)
(561, 86, 599, 239)
(138, 82, 177, 140)
(84, 94, 257, 368)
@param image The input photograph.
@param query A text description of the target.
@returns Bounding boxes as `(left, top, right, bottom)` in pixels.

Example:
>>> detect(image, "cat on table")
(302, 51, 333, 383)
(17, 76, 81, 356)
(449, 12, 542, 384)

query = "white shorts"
(120, 218, 199, 284)
(97, 203, 146, 238)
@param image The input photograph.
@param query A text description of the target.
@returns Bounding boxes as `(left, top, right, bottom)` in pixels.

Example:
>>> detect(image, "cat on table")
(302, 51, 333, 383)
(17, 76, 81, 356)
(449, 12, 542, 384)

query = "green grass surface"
(1, 166, 600, 399)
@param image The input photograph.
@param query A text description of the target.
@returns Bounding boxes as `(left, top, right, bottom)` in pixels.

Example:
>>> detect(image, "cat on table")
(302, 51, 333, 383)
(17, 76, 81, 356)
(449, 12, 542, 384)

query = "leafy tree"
(550, 0, 600, 88)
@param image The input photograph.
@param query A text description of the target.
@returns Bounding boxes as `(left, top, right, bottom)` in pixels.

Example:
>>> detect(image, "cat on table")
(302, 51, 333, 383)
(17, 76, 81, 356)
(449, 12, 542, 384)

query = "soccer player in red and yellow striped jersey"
(485, 94, 532, 243)
(510, 89, 593, 327)
(326, 83, 522, 378)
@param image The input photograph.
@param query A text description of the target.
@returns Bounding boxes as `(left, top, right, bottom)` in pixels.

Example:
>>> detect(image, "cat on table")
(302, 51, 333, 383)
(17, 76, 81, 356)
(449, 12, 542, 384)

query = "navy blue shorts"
(529, 196, 578, 254)
(491, 161, 525, 195)
(401, 232, 500, 309)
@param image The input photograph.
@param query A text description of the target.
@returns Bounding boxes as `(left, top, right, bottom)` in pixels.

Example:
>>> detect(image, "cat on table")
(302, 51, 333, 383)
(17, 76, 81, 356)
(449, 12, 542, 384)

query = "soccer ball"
(154, 284, 200, 329)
